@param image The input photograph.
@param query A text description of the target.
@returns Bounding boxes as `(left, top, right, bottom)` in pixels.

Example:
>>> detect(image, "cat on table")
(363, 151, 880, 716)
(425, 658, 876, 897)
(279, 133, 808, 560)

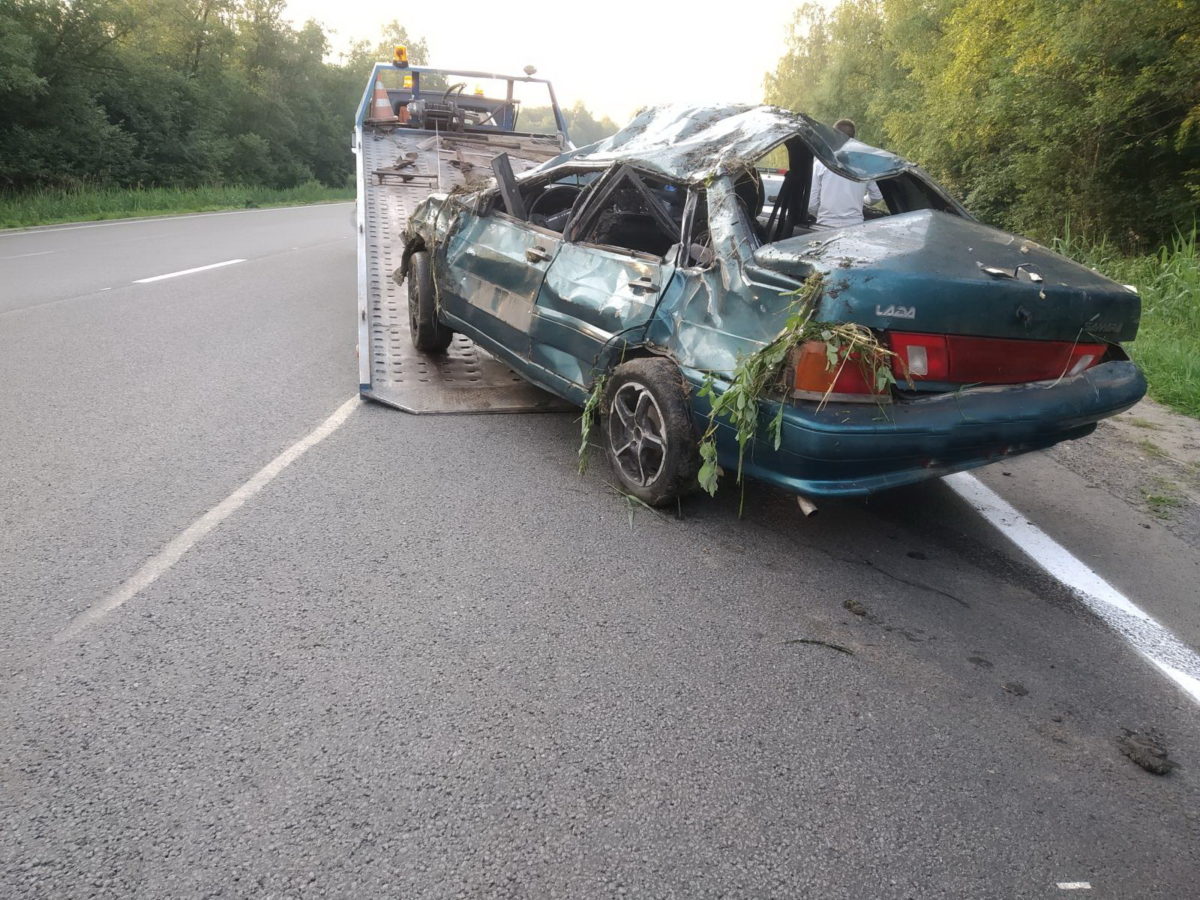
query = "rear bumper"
(686, 360, 1146, 497)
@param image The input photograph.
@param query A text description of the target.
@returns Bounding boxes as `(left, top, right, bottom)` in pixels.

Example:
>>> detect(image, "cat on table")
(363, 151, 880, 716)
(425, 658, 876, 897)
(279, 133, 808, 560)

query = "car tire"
(407, 250, 453, 353)
(602, 357, 699, 507)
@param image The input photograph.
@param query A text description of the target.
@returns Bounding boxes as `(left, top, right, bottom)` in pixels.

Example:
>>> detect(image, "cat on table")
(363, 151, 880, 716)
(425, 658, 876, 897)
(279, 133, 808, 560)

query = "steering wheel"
(442, 82, 467, 103)
(528, 183, 583, 218)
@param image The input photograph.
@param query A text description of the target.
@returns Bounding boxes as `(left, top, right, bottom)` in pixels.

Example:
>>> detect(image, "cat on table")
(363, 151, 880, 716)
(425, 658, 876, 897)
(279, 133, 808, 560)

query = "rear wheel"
(603, 358, 699, 506)
(407, 250, 453, 353)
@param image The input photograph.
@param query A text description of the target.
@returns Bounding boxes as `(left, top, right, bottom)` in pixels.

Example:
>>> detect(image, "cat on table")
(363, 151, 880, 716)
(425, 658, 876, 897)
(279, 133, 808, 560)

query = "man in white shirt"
(808, 118, 883, 228)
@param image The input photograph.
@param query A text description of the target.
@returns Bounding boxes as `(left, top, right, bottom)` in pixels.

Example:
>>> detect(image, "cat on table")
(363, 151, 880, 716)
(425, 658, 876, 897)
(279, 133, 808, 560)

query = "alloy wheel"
(607, 381, 668, 487)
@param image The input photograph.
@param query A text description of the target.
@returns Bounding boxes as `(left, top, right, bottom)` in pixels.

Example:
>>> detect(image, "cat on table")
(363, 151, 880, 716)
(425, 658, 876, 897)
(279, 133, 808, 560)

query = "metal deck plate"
(361, 125, 570, 415)
(366, 324, 572, 414)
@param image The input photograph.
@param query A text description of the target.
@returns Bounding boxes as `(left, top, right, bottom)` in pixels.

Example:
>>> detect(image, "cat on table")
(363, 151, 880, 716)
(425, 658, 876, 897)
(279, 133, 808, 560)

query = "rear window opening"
(751, 138, 964, 247)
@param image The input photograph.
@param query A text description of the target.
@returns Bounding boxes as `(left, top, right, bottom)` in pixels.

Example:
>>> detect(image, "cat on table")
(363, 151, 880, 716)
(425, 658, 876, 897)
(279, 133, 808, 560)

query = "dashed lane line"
(946, 472, 1200, 704)
(2, 238, 349, 319)
(54, 396, 360, 643)
(0, 250, 54, 260)
(133, 258, 245, 283)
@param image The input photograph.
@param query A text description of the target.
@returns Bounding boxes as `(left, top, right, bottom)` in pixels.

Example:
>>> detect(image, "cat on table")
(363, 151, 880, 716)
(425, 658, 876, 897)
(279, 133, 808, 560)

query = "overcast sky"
(283, 0, 833, 124)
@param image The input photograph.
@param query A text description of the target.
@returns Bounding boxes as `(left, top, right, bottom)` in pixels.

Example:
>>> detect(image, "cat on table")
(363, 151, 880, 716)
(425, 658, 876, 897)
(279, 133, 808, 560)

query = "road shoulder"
(976, 398, 1200, 652)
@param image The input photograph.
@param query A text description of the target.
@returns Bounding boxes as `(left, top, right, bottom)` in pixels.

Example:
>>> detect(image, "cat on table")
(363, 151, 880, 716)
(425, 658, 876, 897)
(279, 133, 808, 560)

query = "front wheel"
(602, 357, 699, 507)
(407, 250, 453, 353)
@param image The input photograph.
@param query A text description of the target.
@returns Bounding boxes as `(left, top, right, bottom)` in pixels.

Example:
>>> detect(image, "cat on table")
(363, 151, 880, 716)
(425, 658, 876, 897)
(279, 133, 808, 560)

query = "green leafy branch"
(577, 373, 608, 474)
(812, 321, 908, 400)
(695, 272, 824, 505)
(695, 273, 908, 510)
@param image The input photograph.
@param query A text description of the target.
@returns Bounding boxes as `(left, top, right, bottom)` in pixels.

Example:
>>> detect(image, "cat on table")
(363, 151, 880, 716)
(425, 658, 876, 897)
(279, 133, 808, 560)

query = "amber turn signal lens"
(791, 341, 890, 404)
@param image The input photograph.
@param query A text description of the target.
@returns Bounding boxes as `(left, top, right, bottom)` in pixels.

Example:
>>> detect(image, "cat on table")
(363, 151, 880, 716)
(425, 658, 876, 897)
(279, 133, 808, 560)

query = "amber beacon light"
(393, 45, 409, 67)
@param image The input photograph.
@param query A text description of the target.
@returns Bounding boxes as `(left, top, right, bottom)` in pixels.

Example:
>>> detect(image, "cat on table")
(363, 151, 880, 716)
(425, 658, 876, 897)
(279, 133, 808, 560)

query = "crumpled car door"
(443, 210, 563, 359)
(528, 166, 681, 389)
(530, 243, 673, 389)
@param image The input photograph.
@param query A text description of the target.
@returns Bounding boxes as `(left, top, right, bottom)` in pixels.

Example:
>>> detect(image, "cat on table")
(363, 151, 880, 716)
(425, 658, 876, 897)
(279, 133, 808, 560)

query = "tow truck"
(353, 48, 574, 413)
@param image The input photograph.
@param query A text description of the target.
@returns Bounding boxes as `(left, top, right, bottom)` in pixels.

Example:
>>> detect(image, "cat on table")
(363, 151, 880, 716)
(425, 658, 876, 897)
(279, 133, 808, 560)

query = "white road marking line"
(133, 258, 245, 283)
(1056, 883, 1092, 890)
(54, 396, 360, 643)
(3, 238, 346, 320)
(945, 472, 1200, 704)
(0, 250, 54, 260)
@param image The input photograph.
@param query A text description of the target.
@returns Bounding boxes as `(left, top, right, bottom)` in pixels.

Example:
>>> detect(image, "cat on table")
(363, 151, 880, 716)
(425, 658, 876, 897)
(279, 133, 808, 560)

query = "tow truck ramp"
(355, 81, 573, 415)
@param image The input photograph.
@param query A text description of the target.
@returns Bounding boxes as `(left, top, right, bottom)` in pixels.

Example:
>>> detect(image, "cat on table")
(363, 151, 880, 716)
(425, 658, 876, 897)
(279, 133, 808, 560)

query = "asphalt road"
(2, 204, 1198, 898)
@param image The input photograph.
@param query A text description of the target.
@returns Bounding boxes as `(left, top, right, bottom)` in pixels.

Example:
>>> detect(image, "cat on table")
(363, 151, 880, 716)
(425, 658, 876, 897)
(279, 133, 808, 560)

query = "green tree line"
(0, 1, 616, 193)
(765, 0, 1200, 247)
(520, 101, 620, 146)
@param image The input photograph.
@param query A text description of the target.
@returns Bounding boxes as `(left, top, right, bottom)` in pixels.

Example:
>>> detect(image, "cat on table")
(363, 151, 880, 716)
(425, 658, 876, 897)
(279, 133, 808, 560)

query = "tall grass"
(0, 182, 354, 229)
(1054, 227, 1200, 419)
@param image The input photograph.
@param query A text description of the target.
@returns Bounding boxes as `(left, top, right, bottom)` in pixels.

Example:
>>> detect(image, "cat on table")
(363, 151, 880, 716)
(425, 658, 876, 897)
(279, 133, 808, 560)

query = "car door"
(529, 166, 681, 389)
(441, 208, 562, 363)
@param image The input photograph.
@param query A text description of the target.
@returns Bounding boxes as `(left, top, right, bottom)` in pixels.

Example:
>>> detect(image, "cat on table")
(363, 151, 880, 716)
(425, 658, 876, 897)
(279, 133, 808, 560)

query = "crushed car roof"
(531, 104, 914, 185)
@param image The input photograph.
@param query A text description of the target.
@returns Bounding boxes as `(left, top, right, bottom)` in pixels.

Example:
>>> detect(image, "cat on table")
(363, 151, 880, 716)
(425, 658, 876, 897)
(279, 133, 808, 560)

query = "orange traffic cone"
(367, 78, 398, 124)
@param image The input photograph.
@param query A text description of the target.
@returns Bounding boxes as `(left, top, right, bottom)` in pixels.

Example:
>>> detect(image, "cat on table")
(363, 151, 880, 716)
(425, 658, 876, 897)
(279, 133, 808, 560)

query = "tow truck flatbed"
(353, 62, 573, 413)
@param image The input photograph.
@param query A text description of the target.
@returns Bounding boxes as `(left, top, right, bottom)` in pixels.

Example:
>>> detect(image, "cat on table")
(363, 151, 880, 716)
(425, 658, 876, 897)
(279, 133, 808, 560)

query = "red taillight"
(949, 336, 1106, 383)
(792, 340, 890, 404)
(889, 333, 1106, 384)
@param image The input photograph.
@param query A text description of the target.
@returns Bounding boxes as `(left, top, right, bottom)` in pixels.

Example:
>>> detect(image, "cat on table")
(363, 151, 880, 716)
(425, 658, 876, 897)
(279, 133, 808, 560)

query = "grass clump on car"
(696, 273, 905, 512)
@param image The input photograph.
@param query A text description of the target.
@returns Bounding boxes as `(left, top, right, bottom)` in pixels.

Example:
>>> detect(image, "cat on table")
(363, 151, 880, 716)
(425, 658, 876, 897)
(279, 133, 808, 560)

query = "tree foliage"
(0, 0, 359, 189)
(0, 3, 610, 193)
(519, 100, 620, 145)
(765, 0, 1200, 246)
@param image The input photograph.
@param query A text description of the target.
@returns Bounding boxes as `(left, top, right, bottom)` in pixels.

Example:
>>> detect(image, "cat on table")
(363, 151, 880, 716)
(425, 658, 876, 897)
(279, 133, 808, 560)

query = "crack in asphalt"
(846, 556, 972, 608)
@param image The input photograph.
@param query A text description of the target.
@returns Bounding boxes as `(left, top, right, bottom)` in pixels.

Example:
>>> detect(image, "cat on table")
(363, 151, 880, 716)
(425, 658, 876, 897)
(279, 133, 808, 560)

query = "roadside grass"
(1055, 227, 1200, 419)
(0, 182, 354, 229)
(1137, 438, 1168, 459)
(1143, 482, 1182, 519)
(1127, 416, 1162, 430)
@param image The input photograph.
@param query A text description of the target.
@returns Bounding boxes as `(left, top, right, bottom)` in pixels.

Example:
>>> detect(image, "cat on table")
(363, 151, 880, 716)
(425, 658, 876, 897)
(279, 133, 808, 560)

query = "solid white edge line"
(54, 396, 360, 643)
(1150, 659, 1200, 700)
(945, 472, 1200, 705)
(134, 258, 245, 283)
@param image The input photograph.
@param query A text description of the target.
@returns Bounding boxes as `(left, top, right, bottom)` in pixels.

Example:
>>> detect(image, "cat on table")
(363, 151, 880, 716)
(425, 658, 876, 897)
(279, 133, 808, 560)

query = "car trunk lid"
(752, 210, 1140, 344)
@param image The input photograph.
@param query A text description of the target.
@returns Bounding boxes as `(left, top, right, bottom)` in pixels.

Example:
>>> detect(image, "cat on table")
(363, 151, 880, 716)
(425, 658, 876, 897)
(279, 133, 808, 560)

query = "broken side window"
(567, 166, 682, 259)
(518, 169, 598, 234)
(678, 188, 714, 269)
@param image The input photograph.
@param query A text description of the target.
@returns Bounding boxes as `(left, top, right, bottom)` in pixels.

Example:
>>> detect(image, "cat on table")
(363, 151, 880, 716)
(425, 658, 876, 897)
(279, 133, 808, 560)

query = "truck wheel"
(407, 250, 453, 353)
(603, 357, 699, 507)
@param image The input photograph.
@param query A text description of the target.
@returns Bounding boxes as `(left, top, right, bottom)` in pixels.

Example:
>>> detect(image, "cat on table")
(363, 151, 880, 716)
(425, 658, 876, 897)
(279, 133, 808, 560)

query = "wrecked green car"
(399, 104, 1145, 506)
